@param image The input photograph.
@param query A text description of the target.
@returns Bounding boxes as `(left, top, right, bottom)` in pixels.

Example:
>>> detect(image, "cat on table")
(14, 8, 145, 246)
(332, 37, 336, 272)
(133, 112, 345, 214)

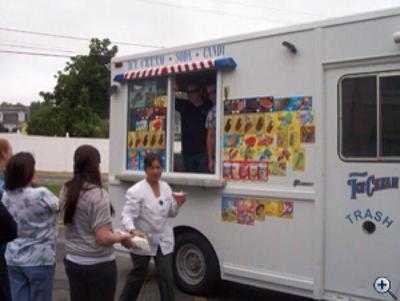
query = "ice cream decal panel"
(223, 96, 314, 181)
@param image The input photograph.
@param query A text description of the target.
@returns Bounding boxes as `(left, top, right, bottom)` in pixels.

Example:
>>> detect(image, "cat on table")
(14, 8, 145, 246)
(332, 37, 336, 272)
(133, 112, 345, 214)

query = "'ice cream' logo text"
(347, 172, 399, 200)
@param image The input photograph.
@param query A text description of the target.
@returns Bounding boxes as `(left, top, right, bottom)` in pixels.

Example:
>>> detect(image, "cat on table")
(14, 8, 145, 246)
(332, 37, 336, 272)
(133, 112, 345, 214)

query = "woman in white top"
(61, 145, 132, 301)
(120, 153, 186, 301)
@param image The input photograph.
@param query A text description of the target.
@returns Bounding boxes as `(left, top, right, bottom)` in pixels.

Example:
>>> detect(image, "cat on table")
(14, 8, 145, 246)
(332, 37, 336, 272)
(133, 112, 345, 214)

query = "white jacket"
(121, 179, 179, 256)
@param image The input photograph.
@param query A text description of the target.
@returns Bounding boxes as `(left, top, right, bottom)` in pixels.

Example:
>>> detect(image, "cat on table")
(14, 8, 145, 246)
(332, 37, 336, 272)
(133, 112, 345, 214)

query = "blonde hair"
(0, 138, 11, 162)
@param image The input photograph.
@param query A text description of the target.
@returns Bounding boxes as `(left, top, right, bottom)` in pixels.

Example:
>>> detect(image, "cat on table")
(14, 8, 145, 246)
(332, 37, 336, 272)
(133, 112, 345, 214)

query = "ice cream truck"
(109, 7, 400, 300)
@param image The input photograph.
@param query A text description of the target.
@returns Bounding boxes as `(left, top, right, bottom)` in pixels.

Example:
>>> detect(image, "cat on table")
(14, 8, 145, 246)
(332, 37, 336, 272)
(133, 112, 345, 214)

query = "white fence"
(0, 133, 109, 173)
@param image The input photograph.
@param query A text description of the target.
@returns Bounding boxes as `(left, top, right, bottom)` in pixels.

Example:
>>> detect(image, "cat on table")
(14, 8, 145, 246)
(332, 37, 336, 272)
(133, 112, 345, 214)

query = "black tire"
(173, 231, 221, 296)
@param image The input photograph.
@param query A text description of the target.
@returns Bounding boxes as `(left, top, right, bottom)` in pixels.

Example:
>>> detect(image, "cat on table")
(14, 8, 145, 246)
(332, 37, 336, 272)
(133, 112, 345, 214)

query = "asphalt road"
(53, 231, 312, 301)
(38, 175, 312, 301)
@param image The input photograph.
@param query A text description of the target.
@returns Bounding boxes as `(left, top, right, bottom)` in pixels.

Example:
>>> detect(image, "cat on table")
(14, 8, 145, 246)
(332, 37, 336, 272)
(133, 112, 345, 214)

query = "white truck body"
(109, 8, 400, 300)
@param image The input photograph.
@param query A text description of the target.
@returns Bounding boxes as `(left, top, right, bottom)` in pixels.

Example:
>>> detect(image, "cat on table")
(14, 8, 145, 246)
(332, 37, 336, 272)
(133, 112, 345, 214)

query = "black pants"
(64, 258, 117, 301)
(119, 249, 175, 301)
(0, 247, 11, 301)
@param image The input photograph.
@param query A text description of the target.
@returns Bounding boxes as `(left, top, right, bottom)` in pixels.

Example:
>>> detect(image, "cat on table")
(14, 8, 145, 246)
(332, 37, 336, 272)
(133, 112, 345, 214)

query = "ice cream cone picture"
(301, 125, 315, 143)
(292, 148, 305, 172)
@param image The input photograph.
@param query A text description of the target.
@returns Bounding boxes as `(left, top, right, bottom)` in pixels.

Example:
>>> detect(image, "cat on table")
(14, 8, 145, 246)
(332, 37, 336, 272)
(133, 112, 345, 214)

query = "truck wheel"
(173, 232, 220, 296)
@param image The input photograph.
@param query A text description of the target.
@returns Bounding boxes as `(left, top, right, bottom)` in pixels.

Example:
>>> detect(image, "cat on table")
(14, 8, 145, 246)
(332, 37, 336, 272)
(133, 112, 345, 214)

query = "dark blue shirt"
(0, 173, 17, 253)
(176, 98, 212, 156)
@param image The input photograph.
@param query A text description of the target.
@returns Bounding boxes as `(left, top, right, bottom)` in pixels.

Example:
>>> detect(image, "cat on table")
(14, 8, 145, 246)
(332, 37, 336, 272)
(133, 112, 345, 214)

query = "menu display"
(127, 78, 167, 171)
(223, 96, 314, 182)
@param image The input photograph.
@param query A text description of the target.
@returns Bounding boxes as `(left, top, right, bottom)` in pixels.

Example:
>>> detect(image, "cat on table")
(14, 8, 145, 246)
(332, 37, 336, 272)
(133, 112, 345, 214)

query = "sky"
(1, 0, 400, 105)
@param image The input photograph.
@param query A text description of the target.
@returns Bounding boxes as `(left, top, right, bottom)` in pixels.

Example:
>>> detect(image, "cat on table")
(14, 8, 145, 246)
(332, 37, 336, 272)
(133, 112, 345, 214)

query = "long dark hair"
(63, 145, 103, 224)
(4, 152, 35, 191)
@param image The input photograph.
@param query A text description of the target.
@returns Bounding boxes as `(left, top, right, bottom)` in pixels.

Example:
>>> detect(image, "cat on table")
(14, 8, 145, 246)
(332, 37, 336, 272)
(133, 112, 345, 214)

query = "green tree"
(27, 38, 117, 137)
(27, 100, 63, 136)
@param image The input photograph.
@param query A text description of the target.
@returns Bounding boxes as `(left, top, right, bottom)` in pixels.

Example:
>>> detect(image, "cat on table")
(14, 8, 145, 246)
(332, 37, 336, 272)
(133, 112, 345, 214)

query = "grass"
(45, 184, 62, 196)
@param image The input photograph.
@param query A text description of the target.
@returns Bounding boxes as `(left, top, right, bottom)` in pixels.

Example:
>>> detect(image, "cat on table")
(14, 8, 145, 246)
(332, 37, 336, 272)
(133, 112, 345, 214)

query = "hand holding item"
(132, 236, 151, 252)
(130, 229, 147, 238)
(121, 235, 136, 249)
(120, 230, 151, 251)
(121, 236, 151, 252)
(116, 231, 135, 248)
(173, 191, 186, 206)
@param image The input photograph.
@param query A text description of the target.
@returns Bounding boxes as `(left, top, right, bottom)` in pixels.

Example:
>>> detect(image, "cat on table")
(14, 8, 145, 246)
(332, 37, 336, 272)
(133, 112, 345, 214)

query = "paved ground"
(53, 230, 311, 301)
(39, 174, 311, 301)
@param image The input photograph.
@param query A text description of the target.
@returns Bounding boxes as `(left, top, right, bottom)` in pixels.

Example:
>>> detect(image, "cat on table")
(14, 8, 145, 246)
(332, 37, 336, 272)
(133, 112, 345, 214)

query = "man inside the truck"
(175, 82, 213, 173)
(205, 82, 217, 172)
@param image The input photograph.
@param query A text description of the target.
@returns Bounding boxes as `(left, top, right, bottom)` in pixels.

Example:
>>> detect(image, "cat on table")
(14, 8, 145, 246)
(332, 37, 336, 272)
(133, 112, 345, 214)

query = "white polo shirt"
(121, 179, 179, 256)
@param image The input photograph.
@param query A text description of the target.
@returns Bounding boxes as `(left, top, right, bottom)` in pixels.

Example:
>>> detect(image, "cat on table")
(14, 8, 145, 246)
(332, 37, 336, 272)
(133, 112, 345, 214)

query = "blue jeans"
(8, 265, 55, 301)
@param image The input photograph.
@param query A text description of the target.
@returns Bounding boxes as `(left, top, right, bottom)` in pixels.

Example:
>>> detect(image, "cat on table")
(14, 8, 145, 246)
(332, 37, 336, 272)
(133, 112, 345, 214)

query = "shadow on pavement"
(213, 281, 312, 301)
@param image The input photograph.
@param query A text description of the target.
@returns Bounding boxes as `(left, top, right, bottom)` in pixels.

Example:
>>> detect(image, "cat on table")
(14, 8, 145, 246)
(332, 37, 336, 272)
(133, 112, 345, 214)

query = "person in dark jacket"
(175, 83, 213, 173)
(0, 138, 15, 301)
(0, 203, 17, 242)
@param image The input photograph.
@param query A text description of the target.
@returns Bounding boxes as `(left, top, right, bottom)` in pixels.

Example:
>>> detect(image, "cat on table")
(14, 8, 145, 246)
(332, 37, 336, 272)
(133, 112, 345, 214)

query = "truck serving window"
(126, 78, 167, 171)
(173, 71, 217, 174)
(340, 73, 400, 160)
(125, 72, 218, 176)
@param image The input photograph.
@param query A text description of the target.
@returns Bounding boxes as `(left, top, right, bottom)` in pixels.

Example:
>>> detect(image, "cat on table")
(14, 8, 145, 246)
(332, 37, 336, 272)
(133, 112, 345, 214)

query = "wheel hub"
(176, 243, 206, 285)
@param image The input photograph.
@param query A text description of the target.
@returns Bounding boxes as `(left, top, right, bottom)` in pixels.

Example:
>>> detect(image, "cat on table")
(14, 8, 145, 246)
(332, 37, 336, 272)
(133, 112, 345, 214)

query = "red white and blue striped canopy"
(113, 57, 236, 82)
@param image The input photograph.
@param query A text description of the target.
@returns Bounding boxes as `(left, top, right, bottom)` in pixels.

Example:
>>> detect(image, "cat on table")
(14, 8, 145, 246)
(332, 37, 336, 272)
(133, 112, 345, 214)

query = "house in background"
(0, 103, 29, 132)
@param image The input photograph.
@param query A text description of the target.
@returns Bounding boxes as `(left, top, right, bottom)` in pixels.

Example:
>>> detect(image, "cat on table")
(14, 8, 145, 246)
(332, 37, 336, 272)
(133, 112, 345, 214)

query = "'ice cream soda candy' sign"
(127, 44, 226, 70)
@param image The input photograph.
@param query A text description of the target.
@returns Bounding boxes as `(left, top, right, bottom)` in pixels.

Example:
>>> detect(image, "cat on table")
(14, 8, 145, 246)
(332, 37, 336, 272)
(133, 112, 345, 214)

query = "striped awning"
(113, 57, 236, 82)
